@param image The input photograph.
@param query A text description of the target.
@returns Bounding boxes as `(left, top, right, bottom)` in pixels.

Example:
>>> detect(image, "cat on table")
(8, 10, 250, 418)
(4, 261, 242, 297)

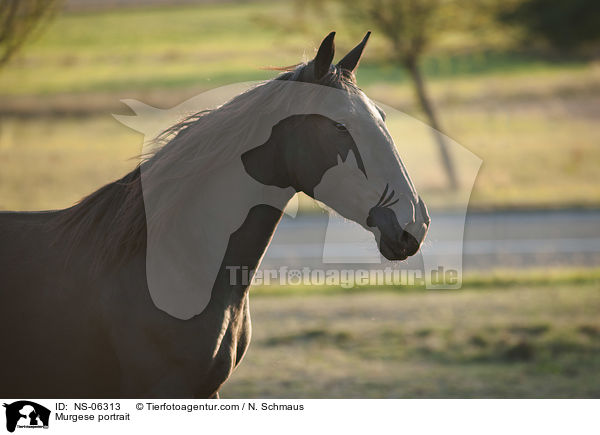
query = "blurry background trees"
(338, 0, 460, 189)
(0, 0, 62, 69)
(292, 0, 600, 190)
(298, 0, 464, 190)
(499, 0, 600, 54)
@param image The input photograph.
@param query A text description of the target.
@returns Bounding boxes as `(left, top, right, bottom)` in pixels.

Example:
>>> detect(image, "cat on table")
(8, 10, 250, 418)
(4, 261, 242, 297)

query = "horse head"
(243, 32, 430, 260)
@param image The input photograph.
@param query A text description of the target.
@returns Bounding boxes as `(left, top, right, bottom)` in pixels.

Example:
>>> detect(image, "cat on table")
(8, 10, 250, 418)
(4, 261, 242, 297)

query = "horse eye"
(335, 123, 347, 132)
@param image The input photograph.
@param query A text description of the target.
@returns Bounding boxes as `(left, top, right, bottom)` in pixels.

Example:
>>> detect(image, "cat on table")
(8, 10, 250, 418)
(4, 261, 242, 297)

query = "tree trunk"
(405, 57, 458, 190)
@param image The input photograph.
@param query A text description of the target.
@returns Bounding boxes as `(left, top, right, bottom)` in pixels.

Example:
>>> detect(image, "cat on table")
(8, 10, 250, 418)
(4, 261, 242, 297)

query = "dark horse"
(0, 32, 429, 398)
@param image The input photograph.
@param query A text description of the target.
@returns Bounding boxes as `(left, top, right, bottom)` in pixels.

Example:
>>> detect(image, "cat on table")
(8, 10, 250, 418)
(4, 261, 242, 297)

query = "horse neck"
(142, 156, 295, 319)
(180, 159, 294, 237)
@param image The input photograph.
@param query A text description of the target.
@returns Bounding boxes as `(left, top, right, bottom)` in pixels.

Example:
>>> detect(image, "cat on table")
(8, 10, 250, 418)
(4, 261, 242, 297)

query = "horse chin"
(378, 238, 409, 261)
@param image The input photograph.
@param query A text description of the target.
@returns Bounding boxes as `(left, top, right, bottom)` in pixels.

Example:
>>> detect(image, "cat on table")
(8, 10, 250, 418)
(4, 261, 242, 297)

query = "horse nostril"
(418, 196, 430, 226)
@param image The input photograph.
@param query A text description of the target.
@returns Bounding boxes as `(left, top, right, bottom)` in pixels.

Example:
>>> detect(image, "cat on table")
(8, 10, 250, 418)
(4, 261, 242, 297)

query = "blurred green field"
(0, 116, 139, 210)
(0, 2, 318, 97)
(0, 1, 599, 211)
(220, 272, 600, 398)
(2, 69, 599, 210)
(0, 1, 594, 101)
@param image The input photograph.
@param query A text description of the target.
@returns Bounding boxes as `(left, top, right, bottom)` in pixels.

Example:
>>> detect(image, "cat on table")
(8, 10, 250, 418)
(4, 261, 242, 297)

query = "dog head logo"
(3, 401, 50, 433)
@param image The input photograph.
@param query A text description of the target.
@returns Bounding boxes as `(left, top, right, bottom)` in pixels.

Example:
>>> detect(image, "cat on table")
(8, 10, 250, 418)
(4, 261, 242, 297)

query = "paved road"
(260, 209, 600, 272)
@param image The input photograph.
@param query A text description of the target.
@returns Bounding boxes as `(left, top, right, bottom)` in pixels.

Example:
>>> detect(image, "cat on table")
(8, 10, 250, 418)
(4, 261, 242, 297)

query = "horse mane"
(51, 63, 361, 270)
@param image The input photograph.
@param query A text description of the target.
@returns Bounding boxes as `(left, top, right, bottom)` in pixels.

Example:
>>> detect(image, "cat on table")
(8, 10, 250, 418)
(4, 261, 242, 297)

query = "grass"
(2, 66, 599, 211)
(249, 267, 600, 296)
(0, 2, 593, 98)
(0, 116, 140, 210)
(0, 2, 599, 210)
(0, 2, 316, 97)
(219, 275, 600, 398)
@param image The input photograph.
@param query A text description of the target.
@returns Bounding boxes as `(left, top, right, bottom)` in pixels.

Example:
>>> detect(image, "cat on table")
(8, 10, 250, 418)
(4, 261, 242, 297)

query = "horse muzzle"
(367, 205, 429, 261)
(378, 224, 427, 261)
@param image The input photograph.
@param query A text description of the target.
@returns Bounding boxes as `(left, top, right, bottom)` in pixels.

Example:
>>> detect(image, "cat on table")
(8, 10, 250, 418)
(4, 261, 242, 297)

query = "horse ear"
(313, 31, 336, 79)
(337, 31, 371, 73)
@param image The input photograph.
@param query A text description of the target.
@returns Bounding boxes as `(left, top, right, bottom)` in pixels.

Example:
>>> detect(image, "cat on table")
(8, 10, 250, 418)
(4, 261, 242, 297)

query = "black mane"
(51, 64, 361, 270)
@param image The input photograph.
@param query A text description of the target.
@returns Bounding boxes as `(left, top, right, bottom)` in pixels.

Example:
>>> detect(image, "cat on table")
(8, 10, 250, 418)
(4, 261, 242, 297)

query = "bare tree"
(0, 0, 62, 69)
(300, 0, 460, 189)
